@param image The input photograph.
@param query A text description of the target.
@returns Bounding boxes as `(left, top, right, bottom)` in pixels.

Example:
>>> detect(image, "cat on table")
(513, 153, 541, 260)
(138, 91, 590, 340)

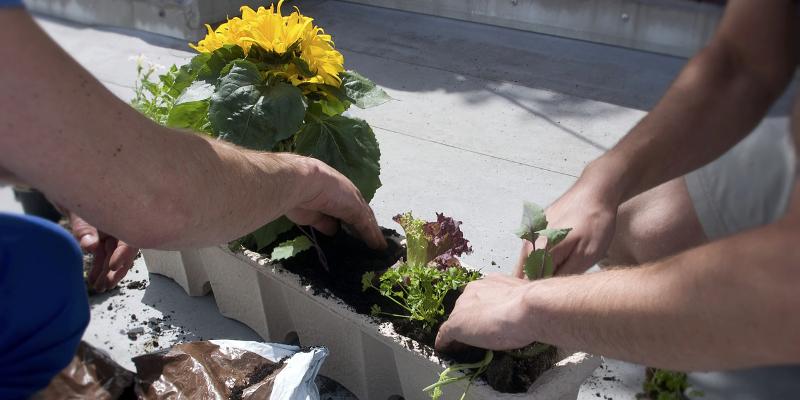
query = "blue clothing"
(0, 0, 22, 7)
(0, 213, 89, 399)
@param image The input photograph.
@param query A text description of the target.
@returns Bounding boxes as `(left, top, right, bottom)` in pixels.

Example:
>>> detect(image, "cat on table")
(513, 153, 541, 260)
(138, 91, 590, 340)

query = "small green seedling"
(639, 368, 704, 400)
(516, 201, 572, 281)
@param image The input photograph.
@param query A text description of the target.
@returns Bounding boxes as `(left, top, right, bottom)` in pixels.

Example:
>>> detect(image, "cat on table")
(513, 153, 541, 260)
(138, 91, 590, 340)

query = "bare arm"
(596, 0, 798, 204)
(515, 0, 799, 276)
(0, 9, 385, 250)
(440, 187, 800, 370)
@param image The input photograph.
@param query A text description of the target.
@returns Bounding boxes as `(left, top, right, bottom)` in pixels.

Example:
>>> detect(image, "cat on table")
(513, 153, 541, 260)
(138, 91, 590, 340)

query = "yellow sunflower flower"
(189, 1, 344, 87)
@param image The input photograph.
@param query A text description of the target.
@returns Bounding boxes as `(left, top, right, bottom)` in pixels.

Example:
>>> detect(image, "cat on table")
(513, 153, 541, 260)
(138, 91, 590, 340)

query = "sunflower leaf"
(341, 70, 391, 109)
(295, 114, 381, 201)
(209, 60, 307, 151)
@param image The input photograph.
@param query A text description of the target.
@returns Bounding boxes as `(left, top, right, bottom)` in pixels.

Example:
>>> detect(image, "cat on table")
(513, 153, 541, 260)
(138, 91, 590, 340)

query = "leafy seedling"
(424, 350, 494, 400)
(639, 368, 704, 400)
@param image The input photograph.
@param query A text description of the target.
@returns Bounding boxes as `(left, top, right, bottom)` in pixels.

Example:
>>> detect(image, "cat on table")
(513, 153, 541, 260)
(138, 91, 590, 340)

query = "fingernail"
(80, 234, 97, 248)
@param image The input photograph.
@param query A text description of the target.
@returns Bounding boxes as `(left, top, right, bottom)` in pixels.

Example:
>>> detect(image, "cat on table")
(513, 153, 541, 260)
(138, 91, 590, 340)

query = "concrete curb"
(23, 0, 263, 40)
(339, 0, 721, 58)
(25, 0, 720, 56)
(143, 247, 601, 399)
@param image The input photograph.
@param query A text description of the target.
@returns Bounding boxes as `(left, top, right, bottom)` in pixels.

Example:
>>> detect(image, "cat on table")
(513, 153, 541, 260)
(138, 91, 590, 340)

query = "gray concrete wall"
(340, 0, 722, 58)
(23, 0, 264, 40)
(24, 0, 722, 57)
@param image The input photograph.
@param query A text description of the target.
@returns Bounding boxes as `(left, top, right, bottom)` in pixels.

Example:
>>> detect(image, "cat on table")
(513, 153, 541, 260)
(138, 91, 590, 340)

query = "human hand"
(435, 274, 536, 352)
(286, 157, 387, 250)
(68, 212, 139, 292)
(513, 172, 619, 278)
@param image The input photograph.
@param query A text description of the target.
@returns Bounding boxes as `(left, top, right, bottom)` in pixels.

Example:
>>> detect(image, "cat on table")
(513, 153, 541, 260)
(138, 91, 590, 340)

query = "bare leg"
(604, 177, 708, 266)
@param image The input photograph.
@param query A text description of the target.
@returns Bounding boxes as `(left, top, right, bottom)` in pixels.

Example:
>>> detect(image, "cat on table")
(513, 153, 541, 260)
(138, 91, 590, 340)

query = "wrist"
(580, 155, 634, 207)
(245, 151, 321, 214)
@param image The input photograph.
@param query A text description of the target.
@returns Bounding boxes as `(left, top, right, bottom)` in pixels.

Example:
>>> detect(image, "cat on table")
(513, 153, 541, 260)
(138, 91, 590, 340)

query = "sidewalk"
(16, 1, 796, 398)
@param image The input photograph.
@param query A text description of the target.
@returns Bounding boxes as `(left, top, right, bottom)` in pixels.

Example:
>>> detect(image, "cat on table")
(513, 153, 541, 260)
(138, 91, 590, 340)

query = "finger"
(555, 252, 588, 276)
(513, 240, 533, 279)
(69, 213, 99, 252)
(107, 261, 135, 290)
(348, 206, 387, 251)
(108, 242, 140, 272)
(87, 238, 108, 285)
(286, 209, 339, 236)
(435, 320, 458, 352)
(549, 237, 577, 274)
(93, 238, 117, 292)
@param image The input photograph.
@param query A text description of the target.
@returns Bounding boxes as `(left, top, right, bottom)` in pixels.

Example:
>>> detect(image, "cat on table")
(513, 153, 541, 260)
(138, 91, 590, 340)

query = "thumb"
(68, 212, 99, 252)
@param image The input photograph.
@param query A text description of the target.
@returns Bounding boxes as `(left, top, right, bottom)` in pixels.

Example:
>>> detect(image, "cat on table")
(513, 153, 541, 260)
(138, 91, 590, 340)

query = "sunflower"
(189, 1, 344, 87)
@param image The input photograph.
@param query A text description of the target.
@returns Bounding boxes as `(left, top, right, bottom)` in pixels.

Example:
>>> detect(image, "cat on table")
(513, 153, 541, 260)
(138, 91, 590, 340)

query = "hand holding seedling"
(435, 273, 536, 352)
(68, 212, 139, 292)
(514, 172, 618, 277)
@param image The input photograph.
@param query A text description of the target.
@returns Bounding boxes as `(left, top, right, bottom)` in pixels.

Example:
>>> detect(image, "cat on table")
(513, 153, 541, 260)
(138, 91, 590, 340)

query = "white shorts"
(685, 117, 797, 240)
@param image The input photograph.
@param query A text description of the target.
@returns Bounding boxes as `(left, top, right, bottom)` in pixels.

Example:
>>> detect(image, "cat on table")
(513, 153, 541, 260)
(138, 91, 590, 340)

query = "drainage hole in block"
(284, 331, 301, 346)
(202, 282, 211, 294)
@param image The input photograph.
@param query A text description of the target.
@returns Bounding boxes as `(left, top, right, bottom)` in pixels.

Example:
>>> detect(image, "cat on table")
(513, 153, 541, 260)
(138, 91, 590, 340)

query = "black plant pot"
(13, 187, 61, 223)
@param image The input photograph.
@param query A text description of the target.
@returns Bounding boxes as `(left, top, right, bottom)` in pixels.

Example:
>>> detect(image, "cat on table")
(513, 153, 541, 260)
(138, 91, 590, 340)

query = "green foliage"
(341, 70, 392, 109)
(640, 368, 703, 400)
(209, 60, 307, 151)
(515, 201, 548, 243)
(363, 262, 480, 331)
(131, 42, 389, 252)
(295, 113, 382, 201)
(424, 350, 494, 400)
(516, 201, 571, 281)
(392, 212, 429, 268)
(391, 212, 472, 269)
(270, 235, 313, 260)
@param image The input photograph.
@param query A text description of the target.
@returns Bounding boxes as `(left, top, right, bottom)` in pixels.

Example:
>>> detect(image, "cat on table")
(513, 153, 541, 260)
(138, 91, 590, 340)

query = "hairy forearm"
(522, 217, 800, 370)
(0, 10, 310, 248)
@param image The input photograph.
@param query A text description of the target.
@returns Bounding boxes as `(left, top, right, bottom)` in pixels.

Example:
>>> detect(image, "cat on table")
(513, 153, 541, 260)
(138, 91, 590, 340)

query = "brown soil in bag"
(133, 341, 286, 400)
(32, 341, 135, 400)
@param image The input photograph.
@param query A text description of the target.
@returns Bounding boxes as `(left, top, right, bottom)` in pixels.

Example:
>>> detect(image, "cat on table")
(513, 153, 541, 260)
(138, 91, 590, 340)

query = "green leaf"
(270, 235, 313, 260)
(361, 271, 375, 292)
(209, 60, 307, 151)
(250, 216, 295, 251)
(192, 45, 246, 84)
(523, 249, 553, 281)
(341, 70, 391, 109)
(295, 114, 381, 201)
(370, 304, 382, 316)
(166, 100, 210, 132)
(516, 201, 548, 242)
(535, 228, 572, 249)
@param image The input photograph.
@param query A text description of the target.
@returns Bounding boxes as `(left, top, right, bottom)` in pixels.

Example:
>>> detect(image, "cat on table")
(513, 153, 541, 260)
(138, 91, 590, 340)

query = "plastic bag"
(35, 340, 328, 400)
(133, 340, 328, 400)
(32, 342, 135, 400)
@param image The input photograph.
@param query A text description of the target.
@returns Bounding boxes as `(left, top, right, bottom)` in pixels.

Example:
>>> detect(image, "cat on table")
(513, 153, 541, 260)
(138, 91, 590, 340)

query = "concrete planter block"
(183, 247, 272, 340)
(143, 245, 601, 399)
(142, 249, 209, 296)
